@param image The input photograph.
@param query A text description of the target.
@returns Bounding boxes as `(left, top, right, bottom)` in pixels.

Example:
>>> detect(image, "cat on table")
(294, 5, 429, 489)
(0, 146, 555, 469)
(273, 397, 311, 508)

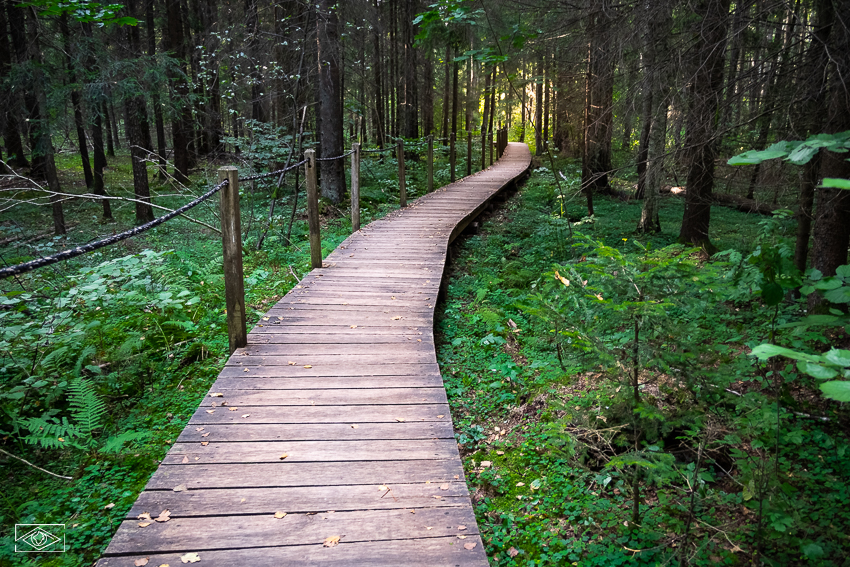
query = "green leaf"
(820, 380, 850, 402)
(750, 344, 820, 362)
(801, 543, 825, 559)
(798, 361, 839, 380)
(836, 265, 850, 278)
(761, 282, 783, 305)
(787, 144, 818, 165)
(813, 277, 842, 290)
(824, 286, 850, 304)
(825, 349, 850, 367)
(819, 178, 850, 190)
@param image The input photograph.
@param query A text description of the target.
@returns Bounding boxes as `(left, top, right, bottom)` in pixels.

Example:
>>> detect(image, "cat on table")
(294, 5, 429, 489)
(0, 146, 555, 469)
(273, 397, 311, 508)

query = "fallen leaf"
(516, 482, 525, 487)
(180, 552, 200, 564)
(457, 535, 467, 539)
(243, 368, 250, 372)
(134, 558, 149, 566)
(173, 484, 187, 492)
(242, 414, 251, 418)
(210, 393, 223, 397)
(458, 525, 467, 530)
(274, 511, 287, 519)
(279, 453, 288, 460)
(154, 510, 171, 522)
(201, 432, 210, 437)
(508, 547, 519, 558)
(104, 502, 115, 509)
(425, 526, 433, 530)
(228, 407, 238, 411)
(350, 325, 357, 329)
(195, 427, 204, 432)
(378, 485, 389, 491)
(323, 535, 341, 547)
(182, 456, 189, 463)
(138, 513, 152, 521)
(351, 424, 359, 429)
(395, 418, 405, 422)
(205, 410, 215, 414)
(480, 461, 491, 468)
(437, 415, 444, 418)
(157, 564, 170, 567)
(304, 365, 313, 369)
(432, 495, 442, 499)
(137, 522, 151, 528)
(464, 542, 477, 551)
(440, 484, 449, 490)
(200, 441, 209, 446)
(392, 316, 402, 320)
(507, 318, 518, 329)
(496, 450, 505, 455)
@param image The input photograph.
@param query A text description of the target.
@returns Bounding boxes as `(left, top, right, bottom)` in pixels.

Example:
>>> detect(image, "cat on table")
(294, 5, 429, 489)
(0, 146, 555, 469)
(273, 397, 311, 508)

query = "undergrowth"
(437, 165, 850, 566)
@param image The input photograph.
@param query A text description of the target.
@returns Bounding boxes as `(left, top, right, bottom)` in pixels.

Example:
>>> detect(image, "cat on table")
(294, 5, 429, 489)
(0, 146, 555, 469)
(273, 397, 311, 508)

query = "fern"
(73, 346, 97, 378)
(101, 430, 148, 454)
(20, 417, 82, 450)
(67, 378, 106, 438)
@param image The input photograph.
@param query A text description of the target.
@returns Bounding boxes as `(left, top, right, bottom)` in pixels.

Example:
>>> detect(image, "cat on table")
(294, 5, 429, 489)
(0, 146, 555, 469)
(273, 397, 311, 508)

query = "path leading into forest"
(97, 142, 531, 566)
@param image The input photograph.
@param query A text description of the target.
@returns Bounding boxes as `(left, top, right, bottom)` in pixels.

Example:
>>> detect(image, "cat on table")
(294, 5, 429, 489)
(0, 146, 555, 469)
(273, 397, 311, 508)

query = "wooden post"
(427, 135, 434, 193)
(466, 131, 472, 176)
(304, 149, 322, 269)
(218, 166, 247, 354)
(449, 132, 456, 182)
(397, 139, 406, 207)
(351, 143, 360, 232)
(489, 131, 494, 165)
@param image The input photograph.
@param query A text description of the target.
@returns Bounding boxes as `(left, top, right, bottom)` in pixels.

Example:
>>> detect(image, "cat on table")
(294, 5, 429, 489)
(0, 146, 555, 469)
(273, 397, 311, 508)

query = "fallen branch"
(662, 186, 781, 215)
(0, 447, 73, 480)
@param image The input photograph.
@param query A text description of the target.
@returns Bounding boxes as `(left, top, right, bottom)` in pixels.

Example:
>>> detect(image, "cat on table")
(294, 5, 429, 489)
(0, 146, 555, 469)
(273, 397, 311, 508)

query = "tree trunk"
(422, 46, 434, 136)
(635, 80, 653, 199)
(678, 0, 731, 252)
(0, 0, 27, 168)
(317, 0, 345, 203)
(7, 0, 44, 178)
(246, 0, 265, 123)
(164, 0, 191, 182)
(146, 0, 168, 176)
(451, 56, 459, 137)
(480, 66, 492, 169)
(441, 46, 451, 140)
(373, 0, 385, 147)
(535, 55, 543, 155)
(402, 0, 417, 138)
(810, 0, 850, 293)
(103, 100, 115, 156)
(543, 54, 550, 151)
(60, 13, 94, 189)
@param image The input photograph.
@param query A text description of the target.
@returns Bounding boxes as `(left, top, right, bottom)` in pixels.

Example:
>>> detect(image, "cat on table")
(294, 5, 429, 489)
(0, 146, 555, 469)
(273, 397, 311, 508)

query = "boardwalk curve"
(97, 142, 531, 566)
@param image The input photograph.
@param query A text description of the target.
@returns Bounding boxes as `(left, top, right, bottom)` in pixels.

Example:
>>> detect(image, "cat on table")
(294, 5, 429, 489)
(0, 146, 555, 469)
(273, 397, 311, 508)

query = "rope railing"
(316, 149, 355, 162)
(238, 159, 308, 182)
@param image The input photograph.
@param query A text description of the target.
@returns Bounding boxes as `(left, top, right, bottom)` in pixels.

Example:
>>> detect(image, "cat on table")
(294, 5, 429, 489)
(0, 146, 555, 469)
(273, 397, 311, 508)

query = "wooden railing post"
(449, 132, 456, 182)
(304, 149, 322, 269)
(218, 166, 247, 354)
(489, 131, 494, 166)
(397, 139, 407, 207)
(427, 135, 434, 193)
(351, 143, 360, 232)
(466, 131, 472, 176)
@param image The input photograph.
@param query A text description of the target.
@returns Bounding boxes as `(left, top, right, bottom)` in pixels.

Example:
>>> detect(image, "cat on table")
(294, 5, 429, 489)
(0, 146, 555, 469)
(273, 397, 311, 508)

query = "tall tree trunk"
(794, 0, 833, 273)
(441, 46, 451, 140)
(60, 13, 94, 188)
(422, 46, 434, 136)
(535, 55, 543, 155)
(451, 56, 459, 137)
(21, 5, 64, 233)
(146, 0, 168, 176)
(677, 0, 731, 251)
(103, 100, 115, 156)
(402, 0, 418, 138)
(480, 66, 492, 169)
(317, 0, 345, 203)
(246, 0, 265, 123)
(109, 100, 121, 149)
(0, 1, 27, 168)
(164, 0, 191, 182)
(543, 54, 550, 151)
(7, 0, 43, 178)
(582, 1, 616, 213)
(635, 80, 653, 199)
(554, 52, 568, 151)
(373, 0, 385, 147)
(809, 0, 850, 296)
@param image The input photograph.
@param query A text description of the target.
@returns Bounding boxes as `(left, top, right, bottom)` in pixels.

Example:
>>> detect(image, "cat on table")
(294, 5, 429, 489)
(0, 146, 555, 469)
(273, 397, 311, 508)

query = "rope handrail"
(238, 158, 308, 182)
(316, 149, 355, 162)
(360, 145, 397, 154)
(0, 179, 229, 280)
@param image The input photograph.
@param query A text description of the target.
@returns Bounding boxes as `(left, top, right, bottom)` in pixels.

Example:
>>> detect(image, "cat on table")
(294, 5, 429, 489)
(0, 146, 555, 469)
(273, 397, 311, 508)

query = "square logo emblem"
(14, 524, 66, 553)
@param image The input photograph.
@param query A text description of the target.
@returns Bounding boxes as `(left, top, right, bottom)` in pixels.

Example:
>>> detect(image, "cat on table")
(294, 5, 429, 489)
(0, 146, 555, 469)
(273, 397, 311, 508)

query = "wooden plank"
(176, 421, 454, 442)
(217, 363, 440, 377)
(224, 353, 437, 366)
(162, 439, 460, 464)
(239, 343, 434, 356)
(188, 403, 451, 424)
(211, 375, 444, 390)
(193, 387, 447, 406)
(146, 459, 465, 489)
(129, 482, 471, 517)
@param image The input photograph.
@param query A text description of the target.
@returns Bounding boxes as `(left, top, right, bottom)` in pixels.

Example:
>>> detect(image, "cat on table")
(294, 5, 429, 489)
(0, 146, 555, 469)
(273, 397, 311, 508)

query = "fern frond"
(101, 430, 149, 454)
(67, 378, 107, 437)
(19, 417, 82, 450)
(73, 345, 97, 378)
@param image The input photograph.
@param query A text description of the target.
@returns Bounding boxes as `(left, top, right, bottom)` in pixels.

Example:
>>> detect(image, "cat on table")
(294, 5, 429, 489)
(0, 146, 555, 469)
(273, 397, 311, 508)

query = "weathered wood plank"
(177, 421, 454, 442)
(188, 403, 451, 424)
(211, 375, 444, 390)
(217, 363, 440, 377)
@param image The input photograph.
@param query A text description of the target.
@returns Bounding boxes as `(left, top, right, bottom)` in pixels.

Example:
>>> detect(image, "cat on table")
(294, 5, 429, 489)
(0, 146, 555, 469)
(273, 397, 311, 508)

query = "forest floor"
(1, 145, 848, 566)
(437, 161, 850, 566)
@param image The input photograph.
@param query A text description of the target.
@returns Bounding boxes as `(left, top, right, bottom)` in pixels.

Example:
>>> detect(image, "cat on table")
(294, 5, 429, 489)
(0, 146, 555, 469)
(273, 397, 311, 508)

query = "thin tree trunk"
(103, 100, 115, 156)
(373, 0, 385, 147)
(165, 0, 191, 182)
(0, 0, 27, 168)
(7, 0, 43, 178)
(535, 55, 543, 155)
(146, 0, 168, 177)
(422, 47, 434, 136)
(481, 66, 492, 169)
(317, 0, 345, 203)
(60, 13, 94, 188)
(441, 46, 451, 140)
(543, 53, 550, 151)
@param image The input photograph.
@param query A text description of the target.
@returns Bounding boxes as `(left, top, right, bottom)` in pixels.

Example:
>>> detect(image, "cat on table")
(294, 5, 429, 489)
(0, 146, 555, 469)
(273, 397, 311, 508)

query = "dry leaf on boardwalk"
(437, 415, 444, 418)
(243, 368, 250, 372)
(274, 511, 287, 519)
(181, 455, 189, 463)
(288, 361, 296, 365)
(201, 433, 210, 438)
(205, 409, 215, 414)
(463, 542, 477, 550)
(395, 418, 405, 422)
(195, 427, 204, 432)
(440, 484, 449, 490)
(323, 535, 341, 547)
(154, 510, 171, 522)
(137, 522, 151, 528)
(200, 441, 209, 446)
(279, 453, 289, 460)
(228, 407, 238, 411)
(180, 552, 200, 563)
(304, 365, 313, 369)
(138, 513, 152, 521)
(457, 535, 467, 539)
(173, 484, 187, 492)
(209, 393, 223, 397)
(351, 424, 358, 429)
(134, 558, 149, 566)
(241, 414, 251, 418)
(458, 525, 467, 530)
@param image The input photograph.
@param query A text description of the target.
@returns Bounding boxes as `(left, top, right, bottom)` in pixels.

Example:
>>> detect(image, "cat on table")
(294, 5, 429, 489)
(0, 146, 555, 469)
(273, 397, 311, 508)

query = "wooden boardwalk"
(97, 143, 531, 566)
